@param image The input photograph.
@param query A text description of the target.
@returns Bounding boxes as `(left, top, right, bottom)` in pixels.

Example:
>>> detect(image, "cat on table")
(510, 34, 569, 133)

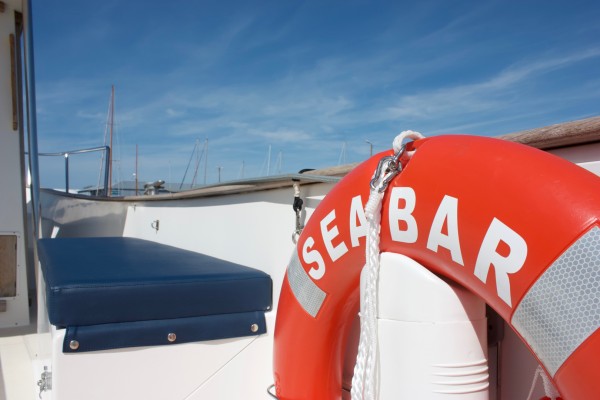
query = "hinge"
(9, 33, 18, 131)
(487, 305, 505, 346)
(37, 366, 52, 399)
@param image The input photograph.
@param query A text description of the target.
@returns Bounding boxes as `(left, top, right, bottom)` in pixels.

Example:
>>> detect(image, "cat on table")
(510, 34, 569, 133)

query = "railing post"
(64, 153, 69, 193)
(104, 146, 110, 196)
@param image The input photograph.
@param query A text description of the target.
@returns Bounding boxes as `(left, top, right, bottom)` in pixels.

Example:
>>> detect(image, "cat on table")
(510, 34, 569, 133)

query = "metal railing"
(24, 0, 41, 235)
(38, 146, 110, 195)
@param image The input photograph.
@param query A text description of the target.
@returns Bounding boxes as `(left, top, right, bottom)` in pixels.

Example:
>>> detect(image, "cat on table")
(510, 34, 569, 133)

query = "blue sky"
(33, 0, 600, 189)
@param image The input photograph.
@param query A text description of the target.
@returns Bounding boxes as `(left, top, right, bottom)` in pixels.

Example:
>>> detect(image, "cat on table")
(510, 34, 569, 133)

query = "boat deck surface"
(0, 334, 39, 400)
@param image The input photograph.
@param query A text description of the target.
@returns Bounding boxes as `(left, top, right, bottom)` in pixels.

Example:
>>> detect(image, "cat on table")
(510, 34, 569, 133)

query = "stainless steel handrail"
(23, 0, 41, 236)
(38, 146, 111, 195)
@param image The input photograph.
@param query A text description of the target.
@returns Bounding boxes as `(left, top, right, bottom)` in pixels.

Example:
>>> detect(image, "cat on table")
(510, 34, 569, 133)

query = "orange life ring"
(273, 135, 600, 400)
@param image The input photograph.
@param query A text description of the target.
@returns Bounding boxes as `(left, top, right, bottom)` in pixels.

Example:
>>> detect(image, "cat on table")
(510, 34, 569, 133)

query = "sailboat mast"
(108, 85, 114, 196)
(135, 144, 138, 196)
(267, 145, 271, 176)
(203, 138, 208, 185)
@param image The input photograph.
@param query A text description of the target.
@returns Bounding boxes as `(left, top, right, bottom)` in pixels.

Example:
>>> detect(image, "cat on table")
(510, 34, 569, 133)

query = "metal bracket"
(37, 366, 52, 399)
(487, 305, 505, 346)
(267, 384, 278, 399)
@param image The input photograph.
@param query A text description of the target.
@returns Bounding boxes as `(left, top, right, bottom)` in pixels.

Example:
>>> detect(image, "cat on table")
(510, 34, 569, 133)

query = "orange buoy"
(274, 135, 600, 400)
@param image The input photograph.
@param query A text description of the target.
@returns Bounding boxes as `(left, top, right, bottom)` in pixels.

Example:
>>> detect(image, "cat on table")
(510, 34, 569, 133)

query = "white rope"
(525, 367, 541, 400)
(392, 130, 424, 154)
(351, 130, 423, 400)
(293, 181, 300, 198)
(351, 175, 384, 400)
(525, 366, 561, 400)
(540, 367, 561, 399)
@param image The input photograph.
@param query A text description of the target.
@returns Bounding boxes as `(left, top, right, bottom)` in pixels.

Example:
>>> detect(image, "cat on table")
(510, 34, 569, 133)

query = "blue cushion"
(38, 237, 272, 327)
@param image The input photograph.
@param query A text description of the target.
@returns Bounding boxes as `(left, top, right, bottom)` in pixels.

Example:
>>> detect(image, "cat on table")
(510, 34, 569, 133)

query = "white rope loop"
(392, 130, 424, 153)
(351, 130, 423, 400)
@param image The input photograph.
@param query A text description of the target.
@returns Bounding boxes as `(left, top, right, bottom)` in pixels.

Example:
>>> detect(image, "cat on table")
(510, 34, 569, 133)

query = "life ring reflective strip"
(273, 135, 600, 400)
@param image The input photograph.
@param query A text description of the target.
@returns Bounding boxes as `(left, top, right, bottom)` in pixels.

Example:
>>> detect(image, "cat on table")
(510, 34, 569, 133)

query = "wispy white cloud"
(383, 48, 600, 123)
(165, 108, 185, 118)
(485, 47, 600, 89)
(249, 128, 312, 143)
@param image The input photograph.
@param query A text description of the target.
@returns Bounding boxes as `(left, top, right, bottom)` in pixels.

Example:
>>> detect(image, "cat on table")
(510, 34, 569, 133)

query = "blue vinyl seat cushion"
(62, 311, 266, 353)
(37, 237, 272, 327)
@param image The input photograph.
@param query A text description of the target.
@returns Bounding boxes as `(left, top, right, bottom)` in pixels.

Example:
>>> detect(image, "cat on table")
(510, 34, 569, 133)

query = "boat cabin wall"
(548, 141, 600, 175)
(0, 0, 31, 329)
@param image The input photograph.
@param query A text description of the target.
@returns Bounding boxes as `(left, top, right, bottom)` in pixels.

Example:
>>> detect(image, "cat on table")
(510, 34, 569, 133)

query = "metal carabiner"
(369, 143, 406, 193)
(369, 155, 394, 191)
(292, 198, 305, 244)
(292, 208, 304, 244)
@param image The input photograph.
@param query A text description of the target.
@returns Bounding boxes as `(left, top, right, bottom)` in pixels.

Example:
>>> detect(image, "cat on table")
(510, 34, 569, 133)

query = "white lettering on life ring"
(474, 217, 528, 307)
(321, 210, 349, 262)
(427, 194, 464, 266)
(349, 195, 367, 247)
(300, 186, 527, 306)
(303, 237, 326, 280)
(388, 187, 418, 243)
